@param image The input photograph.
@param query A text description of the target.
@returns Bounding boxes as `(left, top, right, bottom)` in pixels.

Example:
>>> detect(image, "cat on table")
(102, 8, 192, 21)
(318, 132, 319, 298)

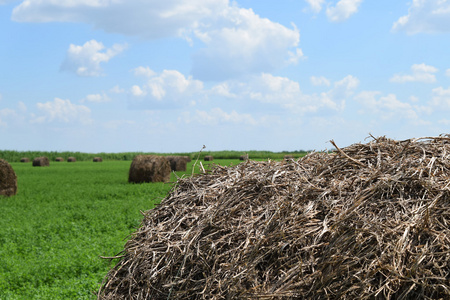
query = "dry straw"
(32, 157, 49, 167)
(166, 156, 188, 172)
(67, 157, 76, 162)
(99, 136, 450, 299)
(204, 155, 214, 161)
(20, 157, 30, 163)
(93, 157, 103, 162)
(128, 155, 171, 183)
(240, 154, 249, 161)
(55, 157, 64, 162)
(0, 159, 17, 197)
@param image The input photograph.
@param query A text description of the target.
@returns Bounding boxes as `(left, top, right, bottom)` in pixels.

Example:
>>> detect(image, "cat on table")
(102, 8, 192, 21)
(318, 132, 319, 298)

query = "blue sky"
(1, 0, 450, 153)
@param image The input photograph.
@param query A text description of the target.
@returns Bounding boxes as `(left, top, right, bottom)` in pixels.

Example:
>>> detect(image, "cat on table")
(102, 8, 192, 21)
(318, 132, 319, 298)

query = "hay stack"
(55, 157, 64, 162)
(0, 159, 17, 197)
(183, 156, 192, 162)
(239, 154, 249, 161)
(128, 155, 170, 183)
(283, 154, 294, 160)
(93, 157, 103, 162)
(32, 157, 49, 167)
(67, 157, 76, 162)
(166, 156, 188, 172)
(204, 155, 213, 161)
(99, 136, 450, 300)
(20, 157, 30, 163)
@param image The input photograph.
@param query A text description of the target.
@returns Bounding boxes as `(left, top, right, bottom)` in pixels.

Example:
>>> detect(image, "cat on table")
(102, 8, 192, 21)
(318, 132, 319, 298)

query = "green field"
(0, 159, 241, 299)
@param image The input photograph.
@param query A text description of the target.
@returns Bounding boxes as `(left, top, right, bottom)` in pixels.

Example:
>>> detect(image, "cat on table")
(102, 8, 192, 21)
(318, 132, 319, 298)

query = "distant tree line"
(0, 150, 311, 162)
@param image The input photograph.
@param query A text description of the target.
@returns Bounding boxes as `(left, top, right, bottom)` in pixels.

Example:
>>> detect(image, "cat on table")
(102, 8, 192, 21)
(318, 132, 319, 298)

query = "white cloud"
(180, 108, 259, 126)
(191, 6, 301, 80)
(12, 0, 229, 38)
(210, 73, 358, 114)
(0, 108, 18, 127)
(31, 98, 92, 124)
(430, 86, 450, 109)
(12, 0, 303, 80)
(392, 0, 450, 34)
(130, 85, 145, 97)
(82, 93, 111, 103)
(390, 63, 438, 83)
(133, 66, 156, 77)
(129, 68, 204, 107)
(354, 91, 425, 121)
(323, 75, 359, 110)
(446, 68, 450, 77)
(12, 1, 301, 81)
(311, 76, 331, 86)
(60, 40, 127, 77)
(326, 0, 363, 22)
(305, 0, 325, 13)
(110, 85, 125, 94)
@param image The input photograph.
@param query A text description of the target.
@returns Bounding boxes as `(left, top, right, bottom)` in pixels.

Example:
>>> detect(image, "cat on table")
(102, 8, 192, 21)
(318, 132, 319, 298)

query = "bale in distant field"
(166, 156, 187, 172)
(283, 155, 294, 160)
(0, 159, 17, 197)
(93, 157, 103, 162)
(55, 157, 64, 162)
(32, 157, 49, 167)
(204, 155, 213, 161)
(128, 155, 170, 183)
(239, 154, 249, 161)
(67, 157, 76, 162)
(99, 136, 450, 300)
(183, 156, 192, 162)
(20, 157, 29, 163)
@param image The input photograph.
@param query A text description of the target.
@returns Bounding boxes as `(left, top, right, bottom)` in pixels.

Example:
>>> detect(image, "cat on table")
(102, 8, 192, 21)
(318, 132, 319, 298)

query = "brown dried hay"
(32, 157, 49, 167)
(20, 157, 30, 163)
(239, 154, 249, 160)
(204, 155, 213, 161)
(99, 136, 450, 300)
(166, 156, 188, 172)
(0, 159, 17, 197)
(67, 157, 76, 162)
(283, 154, 294, 160)
(128, 155, 171, 183)
(183, 156, 192, 162)
(55, 157, 64, 162)
(93, 157, 103, 162)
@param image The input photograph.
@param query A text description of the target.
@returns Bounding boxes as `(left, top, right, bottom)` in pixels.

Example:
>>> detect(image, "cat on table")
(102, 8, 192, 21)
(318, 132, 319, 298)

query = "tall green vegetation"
(0, 149, 308, 163)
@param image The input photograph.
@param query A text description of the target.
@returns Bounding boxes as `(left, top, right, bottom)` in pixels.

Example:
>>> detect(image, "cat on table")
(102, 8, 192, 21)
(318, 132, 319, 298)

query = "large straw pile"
(99, 136, 450, 299)
(129, 155, 171, 183)
(0, 159, 17, 197)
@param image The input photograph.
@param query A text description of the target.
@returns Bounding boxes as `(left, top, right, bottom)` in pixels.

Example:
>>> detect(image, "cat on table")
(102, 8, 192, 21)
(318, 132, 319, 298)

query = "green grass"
(1, 160, 226, 299)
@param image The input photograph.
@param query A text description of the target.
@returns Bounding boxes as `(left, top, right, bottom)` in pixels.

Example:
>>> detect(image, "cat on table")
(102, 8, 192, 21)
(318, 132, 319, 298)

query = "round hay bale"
(239, 154, 249, 161)
(55, 157, 64, 162)
(99, 136, 450, 299)
(32, 157, 49, 167)
(93, 157, 103, 162)
(20, 157, 30, 163)
(0, 159, 17, 197)
(183, 156, 192, 162)
(67, 157, 76, 162)
(166, 156, 188, 172)
(204, 155, 213, 161)
(283, 154, 294, 160)
(128, 155, 170, 183)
